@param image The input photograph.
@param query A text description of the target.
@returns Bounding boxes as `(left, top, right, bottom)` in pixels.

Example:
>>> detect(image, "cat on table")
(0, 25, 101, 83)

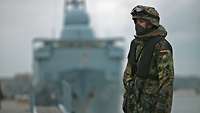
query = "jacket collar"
(134, 25, 167, 41)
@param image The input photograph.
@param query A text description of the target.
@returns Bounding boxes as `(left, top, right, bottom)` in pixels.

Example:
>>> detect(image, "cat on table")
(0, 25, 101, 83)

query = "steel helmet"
(131, 5, 160, 26)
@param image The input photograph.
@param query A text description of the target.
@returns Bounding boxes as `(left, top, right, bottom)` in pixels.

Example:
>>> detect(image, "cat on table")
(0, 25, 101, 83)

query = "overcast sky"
(0, 0, 199, 77)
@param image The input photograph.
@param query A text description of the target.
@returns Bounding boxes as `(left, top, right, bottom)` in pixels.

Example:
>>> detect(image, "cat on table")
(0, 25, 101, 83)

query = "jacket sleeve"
(123, 62, 134, 91)
(122, 39, 137, 113)
(123, 39, 136, 91)
(122, 60, 136, 113)
(154, 43, 174, 113)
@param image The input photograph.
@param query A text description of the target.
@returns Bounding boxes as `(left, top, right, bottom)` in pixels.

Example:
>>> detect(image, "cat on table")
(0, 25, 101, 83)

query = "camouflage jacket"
(123, 25, 174, 113)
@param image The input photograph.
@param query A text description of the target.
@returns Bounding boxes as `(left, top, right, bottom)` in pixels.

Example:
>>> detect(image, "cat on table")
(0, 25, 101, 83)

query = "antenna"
(51, 0, 57, 38)
(65, 0, 85, 9)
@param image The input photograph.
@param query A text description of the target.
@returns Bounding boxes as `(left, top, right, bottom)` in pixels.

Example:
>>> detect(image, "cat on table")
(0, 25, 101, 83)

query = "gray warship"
(32, 0, 124, 113)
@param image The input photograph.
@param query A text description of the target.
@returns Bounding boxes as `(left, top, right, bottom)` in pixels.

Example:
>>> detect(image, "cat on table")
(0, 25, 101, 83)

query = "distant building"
(1, 73, 32, 99)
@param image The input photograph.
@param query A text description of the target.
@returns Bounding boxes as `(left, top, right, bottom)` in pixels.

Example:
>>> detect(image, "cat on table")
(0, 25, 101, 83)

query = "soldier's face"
(134, 18, 154, 35)
(135, 18, 153, 29)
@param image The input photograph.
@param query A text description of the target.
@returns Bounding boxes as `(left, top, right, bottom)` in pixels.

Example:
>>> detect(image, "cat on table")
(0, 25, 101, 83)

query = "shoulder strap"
(127, 39, 137, 73)
(164, 39, 173, 55)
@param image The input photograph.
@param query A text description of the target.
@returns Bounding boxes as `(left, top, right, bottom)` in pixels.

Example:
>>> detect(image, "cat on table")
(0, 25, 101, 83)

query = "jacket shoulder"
(127, 39, 137, 58)
(154, 38, 173, 55)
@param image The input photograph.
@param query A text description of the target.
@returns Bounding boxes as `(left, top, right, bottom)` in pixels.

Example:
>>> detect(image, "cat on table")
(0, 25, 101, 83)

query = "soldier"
(122, 5, 174, 113)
